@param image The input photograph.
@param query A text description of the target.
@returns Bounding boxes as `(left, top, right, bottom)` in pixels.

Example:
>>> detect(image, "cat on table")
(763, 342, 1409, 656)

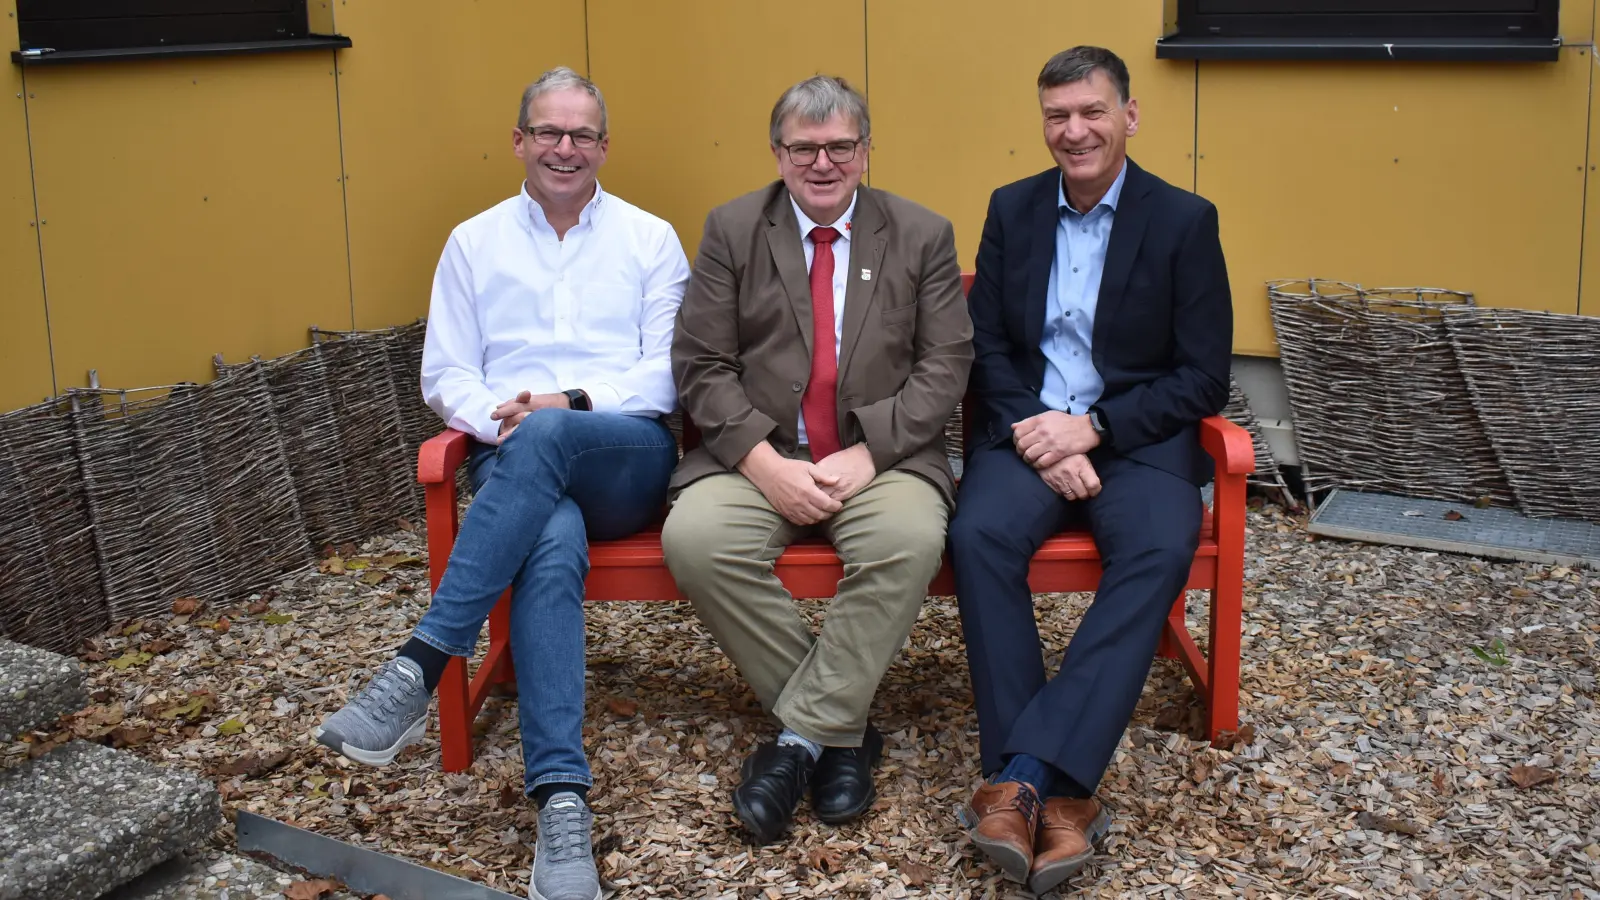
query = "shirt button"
(792, 381, 803, 392)
(1065, 310, 1072, 317)
(1073, 351, 1080, 357)
(1070, 394, 1076, 401)
(1072, 267, 1079, 273)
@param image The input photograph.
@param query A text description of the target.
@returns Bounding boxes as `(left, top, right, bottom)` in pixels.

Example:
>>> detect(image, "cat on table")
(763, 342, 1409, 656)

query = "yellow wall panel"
(868, 0, 1196, 271)
(1199, 52, 1591, 355)
(1561, 0, 1595, 44)
(331, 0, 588, 329)
(26, 55, 350, 390)
(588, 0, 866, 261)
(1, 0, 54, 410)
(1583, 46, 1600, 317)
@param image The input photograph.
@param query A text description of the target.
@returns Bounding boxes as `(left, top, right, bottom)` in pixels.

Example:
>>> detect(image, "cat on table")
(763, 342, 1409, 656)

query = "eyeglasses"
(522, 126, 605, 149)
(778, 138, 862, 166)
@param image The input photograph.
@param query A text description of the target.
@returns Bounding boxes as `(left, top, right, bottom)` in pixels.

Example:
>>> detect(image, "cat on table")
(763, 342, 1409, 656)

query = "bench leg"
(1205, 582, 1243, 740)
(489, 589, 516, 686)
(438, 656, 472, 772)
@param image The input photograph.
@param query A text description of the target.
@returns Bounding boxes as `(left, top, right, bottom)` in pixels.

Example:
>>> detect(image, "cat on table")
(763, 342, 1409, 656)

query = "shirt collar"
(524, 180, 605, 233)
(791, 189, 857, 242)
(1058, 160, 1127, 216)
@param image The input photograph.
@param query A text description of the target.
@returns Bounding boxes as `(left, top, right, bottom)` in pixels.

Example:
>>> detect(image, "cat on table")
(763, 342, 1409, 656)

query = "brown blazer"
(670, 181, 974, 505)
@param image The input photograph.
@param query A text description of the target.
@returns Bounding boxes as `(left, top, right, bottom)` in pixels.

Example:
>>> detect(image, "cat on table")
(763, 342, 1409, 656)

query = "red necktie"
(802, 226, 842, 461)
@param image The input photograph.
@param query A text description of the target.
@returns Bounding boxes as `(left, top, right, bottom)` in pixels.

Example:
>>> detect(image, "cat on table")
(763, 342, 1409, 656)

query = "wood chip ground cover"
(10, 504, 1599, 898)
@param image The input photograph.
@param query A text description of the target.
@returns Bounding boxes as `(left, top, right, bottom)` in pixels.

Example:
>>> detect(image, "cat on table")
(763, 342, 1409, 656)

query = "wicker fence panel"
(314, 332, 420, 533)
(0, 399, 109, 653)
(1269, 279, 1512, 506)
(1221, 373, 1291, 498)
(70, 372, 310, 622)
(1444, 307, 1600, 520)
(195, 368, 313, 593)
(314, 324, 432, 522)
(218, 350, 366, 548)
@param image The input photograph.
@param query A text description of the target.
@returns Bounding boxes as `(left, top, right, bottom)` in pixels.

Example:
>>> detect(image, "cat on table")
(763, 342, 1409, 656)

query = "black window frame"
(12, 0, 350, 66)
(1156, 0, 1562, 61)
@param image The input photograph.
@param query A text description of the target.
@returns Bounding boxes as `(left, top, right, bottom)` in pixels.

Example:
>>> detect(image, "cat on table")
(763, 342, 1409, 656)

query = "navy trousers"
(947, 445, 1201, 793)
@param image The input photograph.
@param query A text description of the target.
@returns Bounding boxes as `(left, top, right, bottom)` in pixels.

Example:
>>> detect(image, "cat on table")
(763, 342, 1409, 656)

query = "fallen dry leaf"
(900, 860, 937, 887)
(319, 556, 346, 575)
(1443, 510, 1465, 521)
(607, 698, 638, 718)
(213, 617, 231, 634)
(172, 597, 202, 616)
(110, 725, 153, 748)
(284, 879, 340, 900)
(807, 846, 844, 873)
(215, 748, 291, 779)
(1357, 810, 1424, 836)
(1509, 764, 1557, 789)
(499, 784, 520, 808)
(247, 599, 271, 615)
(140, 638, 177, 655)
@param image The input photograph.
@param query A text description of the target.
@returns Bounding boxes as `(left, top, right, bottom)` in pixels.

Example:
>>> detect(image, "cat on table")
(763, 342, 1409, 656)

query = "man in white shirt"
(313, 66, 688, 900)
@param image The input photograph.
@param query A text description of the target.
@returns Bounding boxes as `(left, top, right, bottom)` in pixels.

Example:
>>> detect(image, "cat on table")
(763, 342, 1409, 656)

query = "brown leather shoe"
(1028, 796, 1112, 894)
(962, 781, 1043, 883)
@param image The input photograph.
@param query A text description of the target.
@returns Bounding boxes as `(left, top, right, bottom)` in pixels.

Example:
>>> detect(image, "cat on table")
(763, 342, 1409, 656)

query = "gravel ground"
(9, 501, 1599, 899)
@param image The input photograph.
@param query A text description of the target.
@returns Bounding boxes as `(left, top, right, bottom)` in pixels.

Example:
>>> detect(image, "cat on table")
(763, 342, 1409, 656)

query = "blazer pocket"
(881, 303, 916, 327)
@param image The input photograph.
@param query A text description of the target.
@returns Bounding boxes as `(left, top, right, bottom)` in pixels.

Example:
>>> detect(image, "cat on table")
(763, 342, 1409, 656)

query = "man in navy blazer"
(948, 46, 1233, 894)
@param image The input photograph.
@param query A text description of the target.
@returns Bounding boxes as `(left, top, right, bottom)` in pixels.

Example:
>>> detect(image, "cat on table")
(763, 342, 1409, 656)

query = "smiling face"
(513, 86, 608, 210)
(1039, 69, 1138, 205)
(773, 111, 867, 226)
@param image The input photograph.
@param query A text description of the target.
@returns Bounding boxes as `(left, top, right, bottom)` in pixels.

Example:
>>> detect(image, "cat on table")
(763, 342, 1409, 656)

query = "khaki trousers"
(661, 469, 948, 746)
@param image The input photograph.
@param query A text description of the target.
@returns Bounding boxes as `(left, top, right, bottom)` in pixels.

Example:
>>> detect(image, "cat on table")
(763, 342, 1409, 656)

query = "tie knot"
(809, 226, 840, 246)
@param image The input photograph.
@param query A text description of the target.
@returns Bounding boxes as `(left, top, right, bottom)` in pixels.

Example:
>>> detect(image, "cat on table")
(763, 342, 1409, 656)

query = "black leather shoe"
(812, 724, 883, 824)
(733, 741, 815, 844)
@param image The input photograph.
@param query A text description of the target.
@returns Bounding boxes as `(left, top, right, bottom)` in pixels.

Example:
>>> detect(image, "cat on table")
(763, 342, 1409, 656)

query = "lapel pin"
(861, 269, 872, 281)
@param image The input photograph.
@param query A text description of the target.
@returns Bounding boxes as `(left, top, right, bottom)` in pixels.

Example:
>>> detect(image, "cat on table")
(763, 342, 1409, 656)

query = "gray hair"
(768, 75, 870, 147)
(1037, 46, 1131, 105)
(518, 66, 608, 134)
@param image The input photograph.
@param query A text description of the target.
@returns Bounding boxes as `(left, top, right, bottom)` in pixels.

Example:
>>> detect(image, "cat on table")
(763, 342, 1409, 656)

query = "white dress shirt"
(790, 191, 856, 446)
(420, 182, 691, 444)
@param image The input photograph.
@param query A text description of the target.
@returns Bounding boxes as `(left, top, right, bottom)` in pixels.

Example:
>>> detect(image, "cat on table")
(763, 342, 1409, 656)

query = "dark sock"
(531, 782, 590, 810)
(996, 753, 1056, 796)
(399, 637, 451, 694)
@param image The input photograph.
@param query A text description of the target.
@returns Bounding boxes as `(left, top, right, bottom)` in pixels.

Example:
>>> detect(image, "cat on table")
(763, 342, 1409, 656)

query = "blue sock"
(996, 753, 1056, 795)
(777, 728, 822, 761)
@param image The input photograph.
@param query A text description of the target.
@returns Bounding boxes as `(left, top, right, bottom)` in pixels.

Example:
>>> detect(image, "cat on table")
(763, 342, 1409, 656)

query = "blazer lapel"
(836, 189, 887, 384)
(765, 191, 815, 355)
(1093, 160, 1154, 359)
(1023, 174, 1058, 353)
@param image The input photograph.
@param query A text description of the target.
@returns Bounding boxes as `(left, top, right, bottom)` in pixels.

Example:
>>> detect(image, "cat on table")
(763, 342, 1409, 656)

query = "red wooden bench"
(418, 274, 1255, 772)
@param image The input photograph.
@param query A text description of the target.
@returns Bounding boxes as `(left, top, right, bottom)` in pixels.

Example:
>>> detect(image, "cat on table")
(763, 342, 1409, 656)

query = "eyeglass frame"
(776, 137, 864, 166)
(520, 125, 607, 149)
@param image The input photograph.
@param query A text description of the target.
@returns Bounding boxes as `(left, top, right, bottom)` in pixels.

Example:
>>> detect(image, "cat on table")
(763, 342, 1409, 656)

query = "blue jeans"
(413, 409, 677, 791)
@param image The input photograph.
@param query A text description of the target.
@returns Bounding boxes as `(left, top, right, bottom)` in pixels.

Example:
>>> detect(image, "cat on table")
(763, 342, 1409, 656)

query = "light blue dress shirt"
(1039, 161, 1126, 415)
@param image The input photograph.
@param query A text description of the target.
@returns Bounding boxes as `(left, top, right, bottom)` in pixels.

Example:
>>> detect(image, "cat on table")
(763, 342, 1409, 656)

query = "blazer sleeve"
(967, 189, 1049, 433)
(1094, 201, 1233, 450)
(671, 210, 780, 469)
(848, 219, 974, 473)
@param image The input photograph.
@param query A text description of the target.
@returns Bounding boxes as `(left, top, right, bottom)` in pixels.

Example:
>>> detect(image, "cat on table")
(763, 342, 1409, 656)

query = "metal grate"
(1309, 488, 1600, 569)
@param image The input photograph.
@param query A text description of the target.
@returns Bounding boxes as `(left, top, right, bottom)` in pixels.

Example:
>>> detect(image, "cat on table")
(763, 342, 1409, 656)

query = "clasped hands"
(490, 390, 571, 442)
(1012, 410, 1103, 501)
(739, 442, 876, 526)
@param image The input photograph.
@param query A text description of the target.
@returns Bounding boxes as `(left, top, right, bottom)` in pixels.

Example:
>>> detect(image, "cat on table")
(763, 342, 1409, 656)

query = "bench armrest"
(418, 428, 472, 484)
(1199, 415, 1255, 477)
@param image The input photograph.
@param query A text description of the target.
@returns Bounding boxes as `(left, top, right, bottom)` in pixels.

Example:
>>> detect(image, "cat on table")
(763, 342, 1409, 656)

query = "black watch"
(563, 389, 591, 411)
(1087, 406, 1111, 446)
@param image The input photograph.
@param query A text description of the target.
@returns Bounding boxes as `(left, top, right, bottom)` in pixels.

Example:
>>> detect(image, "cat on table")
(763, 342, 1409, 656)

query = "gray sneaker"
(313, 656, 430, 766)
(529, 792, 601, 900)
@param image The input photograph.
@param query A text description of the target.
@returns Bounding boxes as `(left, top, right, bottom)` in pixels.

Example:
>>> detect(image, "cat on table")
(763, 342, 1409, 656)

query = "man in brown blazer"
(661, 75, 972, 845)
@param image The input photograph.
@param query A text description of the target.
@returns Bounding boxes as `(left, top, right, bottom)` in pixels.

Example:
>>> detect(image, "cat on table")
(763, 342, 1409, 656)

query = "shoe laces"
(539, 801, 591, 863)
(353, 661, 420, 718)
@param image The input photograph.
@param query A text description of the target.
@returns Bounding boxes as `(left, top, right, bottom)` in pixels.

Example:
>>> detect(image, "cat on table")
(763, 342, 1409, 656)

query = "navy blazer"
(964, 158, 1233, 486)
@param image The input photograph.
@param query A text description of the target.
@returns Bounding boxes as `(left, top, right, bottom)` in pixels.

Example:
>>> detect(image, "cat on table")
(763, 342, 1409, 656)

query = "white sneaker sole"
(528, 856, 602, 900)
(312, 714, 426, 767)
